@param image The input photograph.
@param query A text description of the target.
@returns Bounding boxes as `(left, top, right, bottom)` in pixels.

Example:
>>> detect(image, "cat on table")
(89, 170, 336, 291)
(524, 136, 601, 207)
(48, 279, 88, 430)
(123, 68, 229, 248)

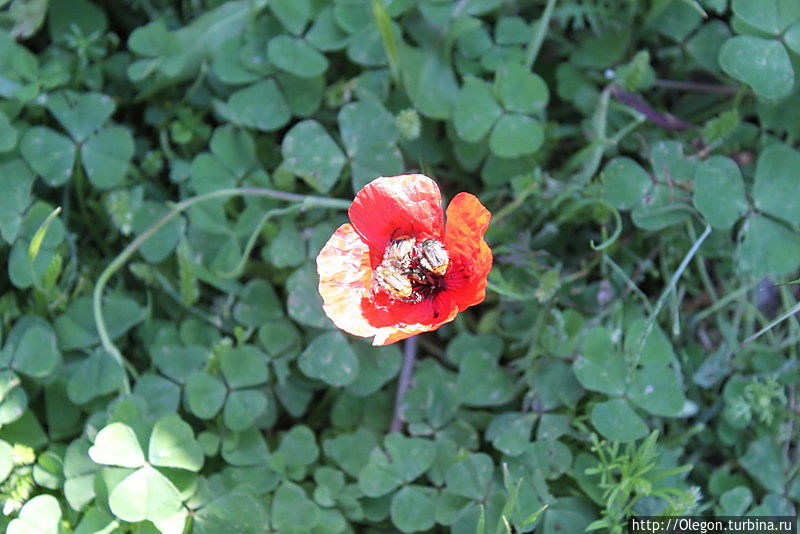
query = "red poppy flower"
(316, 174, 492, 346)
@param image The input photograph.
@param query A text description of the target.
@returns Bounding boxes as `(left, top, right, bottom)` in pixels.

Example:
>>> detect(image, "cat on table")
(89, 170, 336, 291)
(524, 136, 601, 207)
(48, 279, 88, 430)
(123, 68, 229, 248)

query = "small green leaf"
(350, 143, 405, 190)
(278, 425, 319, 470)
(128, 19, 179, 57)
(81, 126, 134, 189)
(216, 80, 291, 132)
(693, 156, 747, 229)
(20, 127, 76, 186)
(627, 364, 686, 417)
(277, 72, 325, 116)
(346, 343, 402, 397)
(753, 143, 800, 225)
(391, 485, 437, 533)
(185, 371, 227, 419)
(631, 184, 691, 230)
(12, 325, 61, 379)
(518, 440, 573, 480)
(270, 0, 311, 34)
(486, 413, 535, 456)
(323, 428, 379, 477)
(0, 370, 28, 424)
(399, 43, 458, 120)
(602, 157, 652, 210)
(686, 20, 730, 72)
(271, 482, 321, 530)
(268, 223, 307, 269)
(221, 427, 270, 466)
(268, 35, 328, 78)
(131, 201, 185, 263)
(496, 63, 549, 114)
(719, 36, 794, 100)
(282, 120, 345, 193)
(720, 486, 753, 515)
(220, 345, 269, 389)
(89, 422, 146, 468)
(223, 389, 268, 431)
(46, 91, 115, 142)
(731, 0, 800, 35)
(572, 327, 626, 396)
(591, 398, 648, 442)
(737, 215, 800, 277)
(47, 0, 107, 44)
(148, 414, 204, 471)
(445, 453, 494, 500)
(307, 6, 350, 51)
(359, 434, 436, 497)
(701, 109, 740, 147)
(456, 351, 515, 407)
(7, 494, 62, 534)
(453, 77, 502, 142)
(27, 206, 61, 265)
(0, 159, 35, 244)
(339, 99, 399, 153)
(624, 319, 676, 366)
(67, 349, 125, 404)
(0, 110, 18, 152)
(54, 295, 144, 351)
(299, 331, 359, 387)
(740, 438, 786, 492)
(108, 465, 183, 522)
(785, 21, 800, 54)
(195, 490, 267, 534)
(287, 263, 332, 329)
(489, 114, 544, 158)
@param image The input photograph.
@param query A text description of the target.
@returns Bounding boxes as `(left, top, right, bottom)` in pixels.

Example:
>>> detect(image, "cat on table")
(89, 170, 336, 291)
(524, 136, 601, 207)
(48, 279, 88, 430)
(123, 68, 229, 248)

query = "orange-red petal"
(318, 179, 492, 346)
(443, 192, 493, 310)
(349, 174, 444, 255)
(362, 291, 461, 346)
(316, 223, 378, 339)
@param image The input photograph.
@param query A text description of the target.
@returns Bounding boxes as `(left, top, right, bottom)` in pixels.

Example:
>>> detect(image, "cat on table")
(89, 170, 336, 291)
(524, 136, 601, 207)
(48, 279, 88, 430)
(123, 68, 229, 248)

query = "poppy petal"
(361, 291, 460, 346)
(349, 174, 444, 253)
(443, 192, 493, 310)
(316, 223, 378, 338)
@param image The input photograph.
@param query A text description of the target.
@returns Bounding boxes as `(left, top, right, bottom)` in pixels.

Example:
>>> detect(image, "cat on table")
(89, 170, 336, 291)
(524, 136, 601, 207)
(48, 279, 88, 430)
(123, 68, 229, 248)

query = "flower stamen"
(373, 237, 450, 303)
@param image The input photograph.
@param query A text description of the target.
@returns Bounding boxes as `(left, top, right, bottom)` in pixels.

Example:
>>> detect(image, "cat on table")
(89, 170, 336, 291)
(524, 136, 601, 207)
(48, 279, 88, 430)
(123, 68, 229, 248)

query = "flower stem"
(93, 187, 351, 394)
(390, 335, 418, 433)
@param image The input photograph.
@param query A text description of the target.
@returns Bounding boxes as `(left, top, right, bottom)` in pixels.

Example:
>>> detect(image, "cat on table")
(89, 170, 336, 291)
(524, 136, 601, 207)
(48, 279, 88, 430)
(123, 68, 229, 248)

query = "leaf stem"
(654, 79, 739, 95)
(93, 187, 351, 394)
(632, 224, 712, 365)
(390, 335, 418, 433)
(739, 300, 800, 350)
(524, 0, 558, 69)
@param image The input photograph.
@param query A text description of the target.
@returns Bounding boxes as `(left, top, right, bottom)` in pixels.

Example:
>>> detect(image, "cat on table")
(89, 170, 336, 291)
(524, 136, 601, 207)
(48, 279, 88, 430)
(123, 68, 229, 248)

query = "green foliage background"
(0, 0, 798, 532)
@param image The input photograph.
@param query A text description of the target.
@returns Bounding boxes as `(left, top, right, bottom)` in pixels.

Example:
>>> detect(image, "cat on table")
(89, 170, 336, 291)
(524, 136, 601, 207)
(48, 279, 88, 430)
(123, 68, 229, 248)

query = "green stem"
(217, 204, 303, 278)
(589, 200, 622, 251)
(492, 177, 539, 225)
(739, 300, 800, 350)
(632, 225, 711, 366)
(602, 255, 653, 313)
(573, 87, 611, 185)
(524, 0, 558, 69)
(93, 187, 351, 394)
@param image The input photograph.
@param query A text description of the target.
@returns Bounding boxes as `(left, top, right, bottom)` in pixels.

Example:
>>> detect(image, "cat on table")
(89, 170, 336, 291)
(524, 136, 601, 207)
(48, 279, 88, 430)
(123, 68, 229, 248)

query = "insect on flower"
(316, 174, 492, 345)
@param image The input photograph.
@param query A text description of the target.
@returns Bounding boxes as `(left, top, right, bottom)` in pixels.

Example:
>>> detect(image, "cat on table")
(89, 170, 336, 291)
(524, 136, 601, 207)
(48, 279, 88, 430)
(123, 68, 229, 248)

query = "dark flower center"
(372, 237, 449, 303)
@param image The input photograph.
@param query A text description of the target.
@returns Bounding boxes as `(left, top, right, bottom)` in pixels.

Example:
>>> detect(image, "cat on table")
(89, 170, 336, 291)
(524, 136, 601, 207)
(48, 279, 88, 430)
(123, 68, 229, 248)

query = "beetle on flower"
(316, 174, 492, 346)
